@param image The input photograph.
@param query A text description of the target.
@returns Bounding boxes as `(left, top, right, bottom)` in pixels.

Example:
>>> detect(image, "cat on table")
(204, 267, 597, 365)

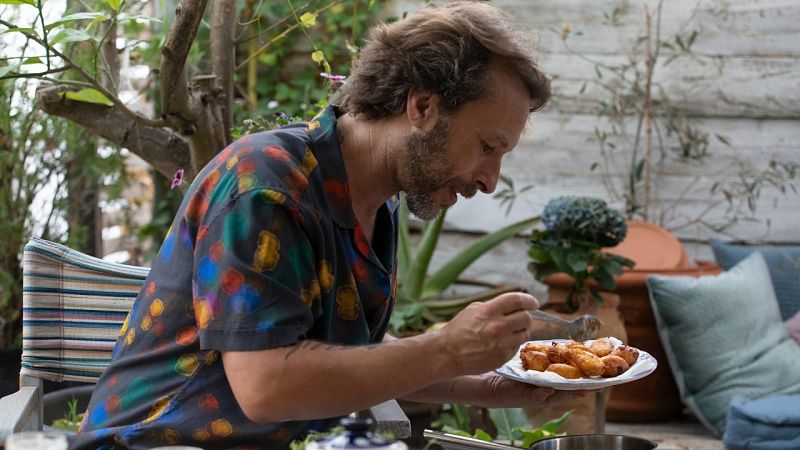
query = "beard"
(399, 118, 478, 220)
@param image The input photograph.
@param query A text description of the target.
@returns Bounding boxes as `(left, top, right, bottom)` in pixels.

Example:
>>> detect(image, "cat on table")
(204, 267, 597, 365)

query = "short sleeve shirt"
(73, 106, 398, 450)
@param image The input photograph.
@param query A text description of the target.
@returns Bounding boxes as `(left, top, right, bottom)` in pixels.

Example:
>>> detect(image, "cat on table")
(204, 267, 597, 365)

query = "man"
(74, 2, 583, 449)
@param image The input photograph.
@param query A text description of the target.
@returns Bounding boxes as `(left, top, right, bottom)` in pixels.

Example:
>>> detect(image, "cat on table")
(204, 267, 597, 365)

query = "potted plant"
(527, 196, 634, 313)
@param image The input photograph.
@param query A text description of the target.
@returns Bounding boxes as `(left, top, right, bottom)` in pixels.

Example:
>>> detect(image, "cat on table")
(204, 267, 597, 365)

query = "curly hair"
(338, 1, 551, 119)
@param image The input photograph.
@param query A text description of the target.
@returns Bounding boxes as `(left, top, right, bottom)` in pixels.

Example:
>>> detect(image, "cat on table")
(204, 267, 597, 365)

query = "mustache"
(457, 182, 479, 199)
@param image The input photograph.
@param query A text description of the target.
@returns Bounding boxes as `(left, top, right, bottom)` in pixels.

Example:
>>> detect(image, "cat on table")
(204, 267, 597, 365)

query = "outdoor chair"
(0, 238, 410, 442)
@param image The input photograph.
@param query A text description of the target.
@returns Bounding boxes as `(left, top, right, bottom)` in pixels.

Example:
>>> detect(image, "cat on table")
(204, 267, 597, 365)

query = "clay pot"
(542, 219, 722, 422)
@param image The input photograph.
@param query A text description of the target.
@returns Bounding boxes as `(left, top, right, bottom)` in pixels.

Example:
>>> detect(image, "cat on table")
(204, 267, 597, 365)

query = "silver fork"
(528, 310, 602, 341)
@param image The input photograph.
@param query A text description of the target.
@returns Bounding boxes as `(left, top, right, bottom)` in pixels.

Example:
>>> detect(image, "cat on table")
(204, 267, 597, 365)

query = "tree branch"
(37, 85, 192, 180)
(159, 0, 227, 173)
(211, 0, 236, 144)
(0, 66, 68, 81)
(159, 0, 208, 131)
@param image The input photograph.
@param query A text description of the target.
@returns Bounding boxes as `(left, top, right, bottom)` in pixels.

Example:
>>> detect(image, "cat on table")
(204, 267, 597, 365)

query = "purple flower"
(171, 168, 184, 190)
(320, 72, 347, 84)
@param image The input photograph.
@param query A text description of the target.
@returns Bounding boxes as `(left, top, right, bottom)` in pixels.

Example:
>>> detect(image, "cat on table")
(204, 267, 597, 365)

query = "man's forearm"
(223, 333, 457, 423)
(224, 293, 540, 422)
(399, 374, 487, 405)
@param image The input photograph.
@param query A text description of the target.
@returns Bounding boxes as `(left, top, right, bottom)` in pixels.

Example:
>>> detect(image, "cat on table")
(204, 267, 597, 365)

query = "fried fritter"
(590, 337, 613, 357)
(600, 354, 630, 377)
(567, 347, 604, 377)
(520, 350, 550, 371)
(546, 363, 583, 379)
(546, 343, 571, 364)
(522, 342, 550, 354)
(612, 345, 640, 366)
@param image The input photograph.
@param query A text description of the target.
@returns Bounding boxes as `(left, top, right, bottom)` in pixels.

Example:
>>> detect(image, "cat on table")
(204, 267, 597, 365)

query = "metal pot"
(529, 434, 657, 450)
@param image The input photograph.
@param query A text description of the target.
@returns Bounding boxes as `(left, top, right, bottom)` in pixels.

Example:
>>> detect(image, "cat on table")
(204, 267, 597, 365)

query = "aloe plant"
(391, 195, 540, 334)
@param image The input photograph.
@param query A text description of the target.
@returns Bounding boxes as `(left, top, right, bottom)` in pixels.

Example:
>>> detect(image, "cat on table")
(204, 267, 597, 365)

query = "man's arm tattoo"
(283, 340, 380, 360)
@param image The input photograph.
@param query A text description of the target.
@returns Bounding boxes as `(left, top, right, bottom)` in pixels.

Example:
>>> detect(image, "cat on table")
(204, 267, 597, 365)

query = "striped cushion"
(22, 238, 149, 383)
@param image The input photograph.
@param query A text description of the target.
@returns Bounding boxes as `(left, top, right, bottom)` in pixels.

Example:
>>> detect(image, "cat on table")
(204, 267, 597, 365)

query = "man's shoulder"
(230, 123, 311, 159)
(199, 125, 320, 205)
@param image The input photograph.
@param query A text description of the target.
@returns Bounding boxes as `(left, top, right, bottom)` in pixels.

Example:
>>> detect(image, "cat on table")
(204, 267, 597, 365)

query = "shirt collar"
(307, 105, 400, 229)
(307, 105, 357, 229)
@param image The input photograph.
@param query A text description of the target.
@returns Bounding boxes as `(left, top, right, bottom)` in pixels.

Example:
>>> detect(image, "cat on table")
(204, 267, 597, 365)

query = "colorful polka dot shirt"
(73, 106, 398, 450)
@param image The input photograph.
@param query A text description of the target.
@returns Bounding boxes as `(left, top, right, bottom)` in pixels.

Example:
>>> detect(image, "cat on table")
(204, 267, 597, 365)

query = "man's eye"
(481, 141, 494, 154)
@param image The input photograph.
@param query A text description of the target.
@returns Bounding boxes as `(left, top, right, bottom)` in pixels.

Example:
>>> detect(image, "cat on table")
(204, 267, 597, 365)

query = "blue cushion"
(723, 394, 800, 450)
(711, 238, 800, 320)
(647, 252, 800, 437)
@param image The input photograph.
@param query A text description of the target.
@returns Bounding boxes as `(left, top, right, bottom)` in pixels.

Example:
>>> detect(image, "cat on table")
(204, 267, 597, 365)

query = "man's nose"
(475, 160, 502, 194)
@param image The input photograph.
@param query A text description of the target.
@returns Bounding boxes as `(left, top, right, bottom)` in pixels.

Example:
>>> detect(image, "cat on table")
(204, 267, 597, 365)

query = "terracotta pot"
(602, 220, 690, 271)
(543, 260, 722, 422)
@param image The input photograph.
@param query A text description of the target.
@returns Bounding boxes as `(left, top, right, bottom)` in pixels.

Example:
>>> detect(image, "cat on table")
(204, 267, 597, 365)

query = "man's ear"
(406, 88, 441, 132)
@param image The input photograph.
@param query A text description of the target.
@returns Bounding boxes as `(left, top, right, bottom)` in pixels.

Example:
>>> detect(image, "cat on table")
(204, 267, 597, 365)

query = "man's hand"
(400, 371, 593, 407)
(435, 292, 538, 375)
(469, 372, 594, 409)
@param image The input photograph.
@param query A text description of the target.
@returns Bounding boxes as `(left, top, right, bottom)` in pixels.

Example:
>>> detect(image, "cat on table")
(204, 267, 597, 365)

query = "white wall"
(392, 0, 800, 291)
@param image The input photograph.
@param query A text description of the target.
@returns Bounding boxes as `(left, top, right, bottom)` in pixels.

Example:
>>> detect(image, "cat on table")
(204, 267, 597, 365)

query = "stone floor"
(606, 420, 726, 450)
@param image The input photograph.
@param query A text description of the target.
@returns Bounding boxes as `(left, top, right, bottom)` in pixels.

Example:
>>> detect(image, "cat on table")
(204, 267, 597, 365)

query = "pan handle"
(423, 429, 522, 450)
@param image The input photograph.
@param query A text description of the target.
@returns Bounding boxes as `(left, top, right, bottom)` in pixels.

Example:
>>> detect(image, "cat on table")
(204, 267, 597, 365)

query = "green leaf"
(46, 12, 106, 30)
(0, 0, 35, 5)
(49, 28, 95, 46)
(715, 133, 732, 147)
(528, 262, 559, 281)
(388, 302, 426, 333)
(22, 57, 42, 64)
(472, 429, 493, 441)
(549, 246, 571, 274)
(441, 426, 471, 438)
(397, 195, 411, 285)
(519, 429, 554, 448)
(489, 408, 528, 443)
(2, 27, 38, 37)
(540, 410, 572, 433)
(528, 245, 551, 263)
(63, 88, 114, 106)
(601, 258, 623, 276)
(403, 210, 445, 300)
(436, 404, 473, 432)
(299, 12, 317, 28)
(117, 14, 161, 23)
(0, 62, 22, 78)
(633, 159, 645, 181)
(310, 50, 325, 64)
(423, 216, 540, 297)
(107, 0, 122, 12)
(566, 250, 588, 273)
(592, 264, 616, 290)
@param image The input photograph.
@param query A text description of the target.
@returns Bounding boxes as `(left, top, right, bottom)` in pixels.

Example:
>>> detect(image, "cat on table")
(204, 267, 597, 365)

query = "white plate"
(495, 338, 657, 390)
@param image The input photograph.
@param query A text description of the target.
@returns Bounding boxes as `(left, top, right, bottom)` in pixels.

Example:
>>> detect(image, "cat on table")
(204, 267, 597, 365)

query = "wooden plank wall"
(389, 0, 800, 293)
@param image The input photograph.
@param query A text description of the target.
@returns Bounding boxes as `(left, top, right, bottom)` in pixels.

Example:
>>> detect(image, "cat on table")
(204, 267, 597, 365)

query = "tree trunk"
(211, 0, 236, 145)
(65, 126, 101, 256)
